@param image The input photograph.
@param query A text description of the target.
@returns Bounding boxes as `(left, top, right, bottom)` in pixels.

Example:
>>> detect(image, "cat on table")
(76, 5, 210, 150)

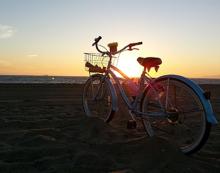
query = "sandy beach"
(0, 83, 219, 173)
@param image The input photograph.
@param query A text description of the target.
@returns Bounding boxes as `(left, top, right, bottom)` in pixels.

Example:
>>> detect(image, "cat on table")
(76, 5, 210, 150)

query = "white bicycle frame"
(100, 63, 167, 118)
(90, 38, 217, 125)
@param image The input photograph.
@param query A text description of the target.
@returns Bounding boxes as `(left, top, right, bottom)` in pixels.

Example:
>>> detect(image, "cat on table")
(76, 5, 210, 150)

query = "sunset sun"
(116, 52, 142, 77)
(0, 1, 219, 172)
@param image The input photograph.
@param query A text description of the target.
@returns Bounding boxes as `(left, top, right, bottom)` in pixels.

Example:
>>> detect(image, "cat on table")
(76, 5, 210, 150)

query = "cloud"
(27, 54, 39, 58)
(0, 24, 16, 39)
(0, 60, 12, 67)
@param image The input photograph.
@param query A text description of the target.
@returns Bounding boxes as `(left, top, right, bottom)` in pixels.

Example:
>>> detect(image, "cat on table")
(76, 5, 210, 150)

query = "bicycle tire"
(82, 74, 115, 122)
(141, 77, 211, 154)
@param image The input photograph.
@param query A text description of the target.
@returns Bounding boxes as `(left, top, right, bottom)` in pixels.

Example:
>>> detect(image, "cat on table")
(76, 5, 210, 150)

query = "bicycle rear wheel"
(141, 77, 211, 154)
(83, 74, 115, 122)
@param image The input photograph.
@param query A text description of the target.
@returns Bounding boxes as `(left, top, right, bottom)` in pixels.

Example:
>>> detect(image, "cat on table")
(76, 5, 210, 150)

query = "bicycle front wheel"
(83, 74, 115, 122)
(141, 77, 211, 154)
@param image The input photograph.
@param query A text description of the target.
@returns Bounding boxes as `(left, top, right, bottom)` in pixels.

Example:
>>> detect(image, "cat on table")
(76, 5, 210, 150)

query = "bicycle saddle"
(137, 57, 162, 72)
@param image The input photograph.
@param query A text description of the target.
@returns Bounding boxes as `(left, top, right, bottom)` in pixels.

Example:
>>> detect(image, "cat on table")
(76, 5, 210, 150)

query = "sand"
(0, 83, 219, 173)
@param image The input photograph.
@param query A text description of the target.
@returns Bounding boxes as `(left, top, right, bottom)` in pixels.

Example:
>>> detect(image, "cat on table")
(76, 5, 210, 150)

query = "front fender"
(155, 74, 218, 124)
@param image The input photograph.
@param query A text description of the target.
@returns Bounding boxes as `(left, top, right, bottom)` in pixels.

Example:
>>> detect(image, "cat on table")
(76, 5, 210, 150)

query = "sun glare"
(114, 51, 165, 78)
(116, 53, 142, 77)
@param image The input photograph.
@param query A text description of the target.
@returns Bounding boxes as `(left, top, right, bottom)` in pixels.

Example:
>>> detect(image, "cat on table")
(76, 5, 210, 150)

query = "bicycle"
(83, 36, 218, 154)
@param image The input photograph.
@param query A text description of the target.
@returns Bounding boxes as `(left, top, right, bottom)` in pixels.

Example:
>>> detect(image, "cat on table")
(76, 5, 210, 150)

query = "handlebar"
(129, 42, 143, 47)
(92, 36, 142, 55)
(127, 42, 143, 51)
(92, 36, 102, 46)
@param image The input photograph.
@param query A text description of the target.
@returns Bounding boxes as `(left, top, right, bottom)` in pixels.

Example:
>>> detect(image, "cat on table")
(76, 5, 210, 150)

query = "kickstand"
(143, 120, 155, 137)
(128, 110, 136, 121)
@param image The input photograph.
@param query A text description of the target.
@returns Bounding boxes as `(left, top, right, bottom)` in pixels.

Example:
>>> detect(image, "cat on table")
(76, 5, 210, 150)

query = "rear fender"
(155, 75, 218, 124)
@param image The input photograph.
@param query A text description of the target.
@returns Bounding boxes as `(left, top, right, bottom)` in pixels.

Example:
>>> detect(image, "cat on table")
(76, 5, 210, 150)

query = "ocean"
(0, 75, 220, 84)
(0, 75, 88, 84)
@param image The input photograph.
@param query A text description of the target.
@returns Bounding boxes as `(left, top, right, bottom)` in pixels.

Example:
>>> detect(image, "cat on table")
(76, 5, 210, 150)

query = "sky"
(0, 0, 220, 78)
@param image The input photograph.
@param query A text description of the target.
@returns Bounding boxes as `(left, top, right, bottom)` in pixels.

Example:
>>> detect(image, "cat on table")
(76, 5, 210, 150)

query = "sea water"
(0, 75, 220, 84)
(0, 75, 88, 84)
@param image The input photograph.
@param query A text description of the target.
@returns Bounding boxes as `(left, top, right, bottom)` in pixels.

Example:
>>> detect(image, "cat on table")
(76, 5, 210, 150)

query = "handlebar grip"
(136, 42, 143, 45)
(130, 42, 143, 47)
(92, 36, 102, 46)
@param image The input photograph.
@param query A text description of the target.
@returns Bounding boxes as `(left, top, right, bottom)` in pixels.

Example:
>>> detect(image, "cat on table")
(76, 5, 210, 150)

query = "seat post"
(140, 67, 146, 89)
(141, 67, 146, 79)
(143, 67, 146, 73)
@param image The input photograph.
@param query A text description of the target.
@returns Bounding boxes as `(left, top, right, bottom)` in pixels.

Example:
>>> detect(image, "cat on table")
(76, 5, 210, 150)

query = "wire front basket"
(84, 53, 118, 73)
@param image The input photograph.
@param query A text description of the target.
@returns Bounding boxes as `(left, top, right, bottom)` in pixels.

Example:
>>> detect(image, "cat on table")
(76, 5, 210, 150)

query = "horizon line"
(0, 74, 220, 79)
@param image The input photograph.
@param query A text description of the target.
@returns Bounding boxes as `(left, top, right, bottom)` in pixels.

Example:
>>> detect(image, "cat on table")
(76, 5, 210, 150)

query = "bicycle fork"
(91, 75, 107, 101)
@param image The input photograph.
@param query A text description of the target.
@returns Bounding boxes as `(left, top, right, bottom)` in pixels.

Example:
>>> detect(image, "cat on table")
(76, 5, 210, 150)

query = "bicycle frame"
(103, 63, 167, 118)
(86, 41, 176, 119)
(84, 36, 218, 154)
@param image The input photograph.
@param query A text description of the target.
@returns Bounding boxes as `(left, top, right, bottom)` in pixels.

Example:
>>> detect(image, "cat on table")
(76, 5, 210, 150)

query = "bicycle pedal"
(127, 120, 137, 129)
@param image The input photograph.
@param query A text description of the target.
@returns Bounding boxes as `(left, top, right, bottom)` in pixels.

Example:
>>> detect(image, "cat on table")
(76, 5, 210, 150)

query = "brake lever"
(132, 48, 139, 50)
(128, 47, 139, 51)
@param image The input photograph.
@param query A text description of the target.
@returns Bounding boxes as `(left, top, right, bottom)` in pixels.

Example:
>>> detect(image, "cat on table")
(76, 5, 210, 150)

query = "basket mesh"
(84, 53, 118, 72)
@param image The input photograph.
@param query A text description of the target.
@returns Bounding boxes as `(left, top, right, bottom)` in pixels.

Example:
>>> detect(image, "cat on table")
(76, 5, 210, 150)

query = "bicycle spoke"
(91, 82, 95, 99)
(142, 77, 209, 154)
(165, 78, 170, 109)
(151, 122, 174, 135)
(179, 108, 203, 114)
(83, 75, 114, 122)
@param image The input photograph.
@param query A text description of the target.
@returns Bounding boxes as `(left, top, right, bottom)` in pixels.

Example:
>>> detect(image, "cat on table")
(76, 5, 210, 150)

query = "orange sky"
(0, 0, 219, 78)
